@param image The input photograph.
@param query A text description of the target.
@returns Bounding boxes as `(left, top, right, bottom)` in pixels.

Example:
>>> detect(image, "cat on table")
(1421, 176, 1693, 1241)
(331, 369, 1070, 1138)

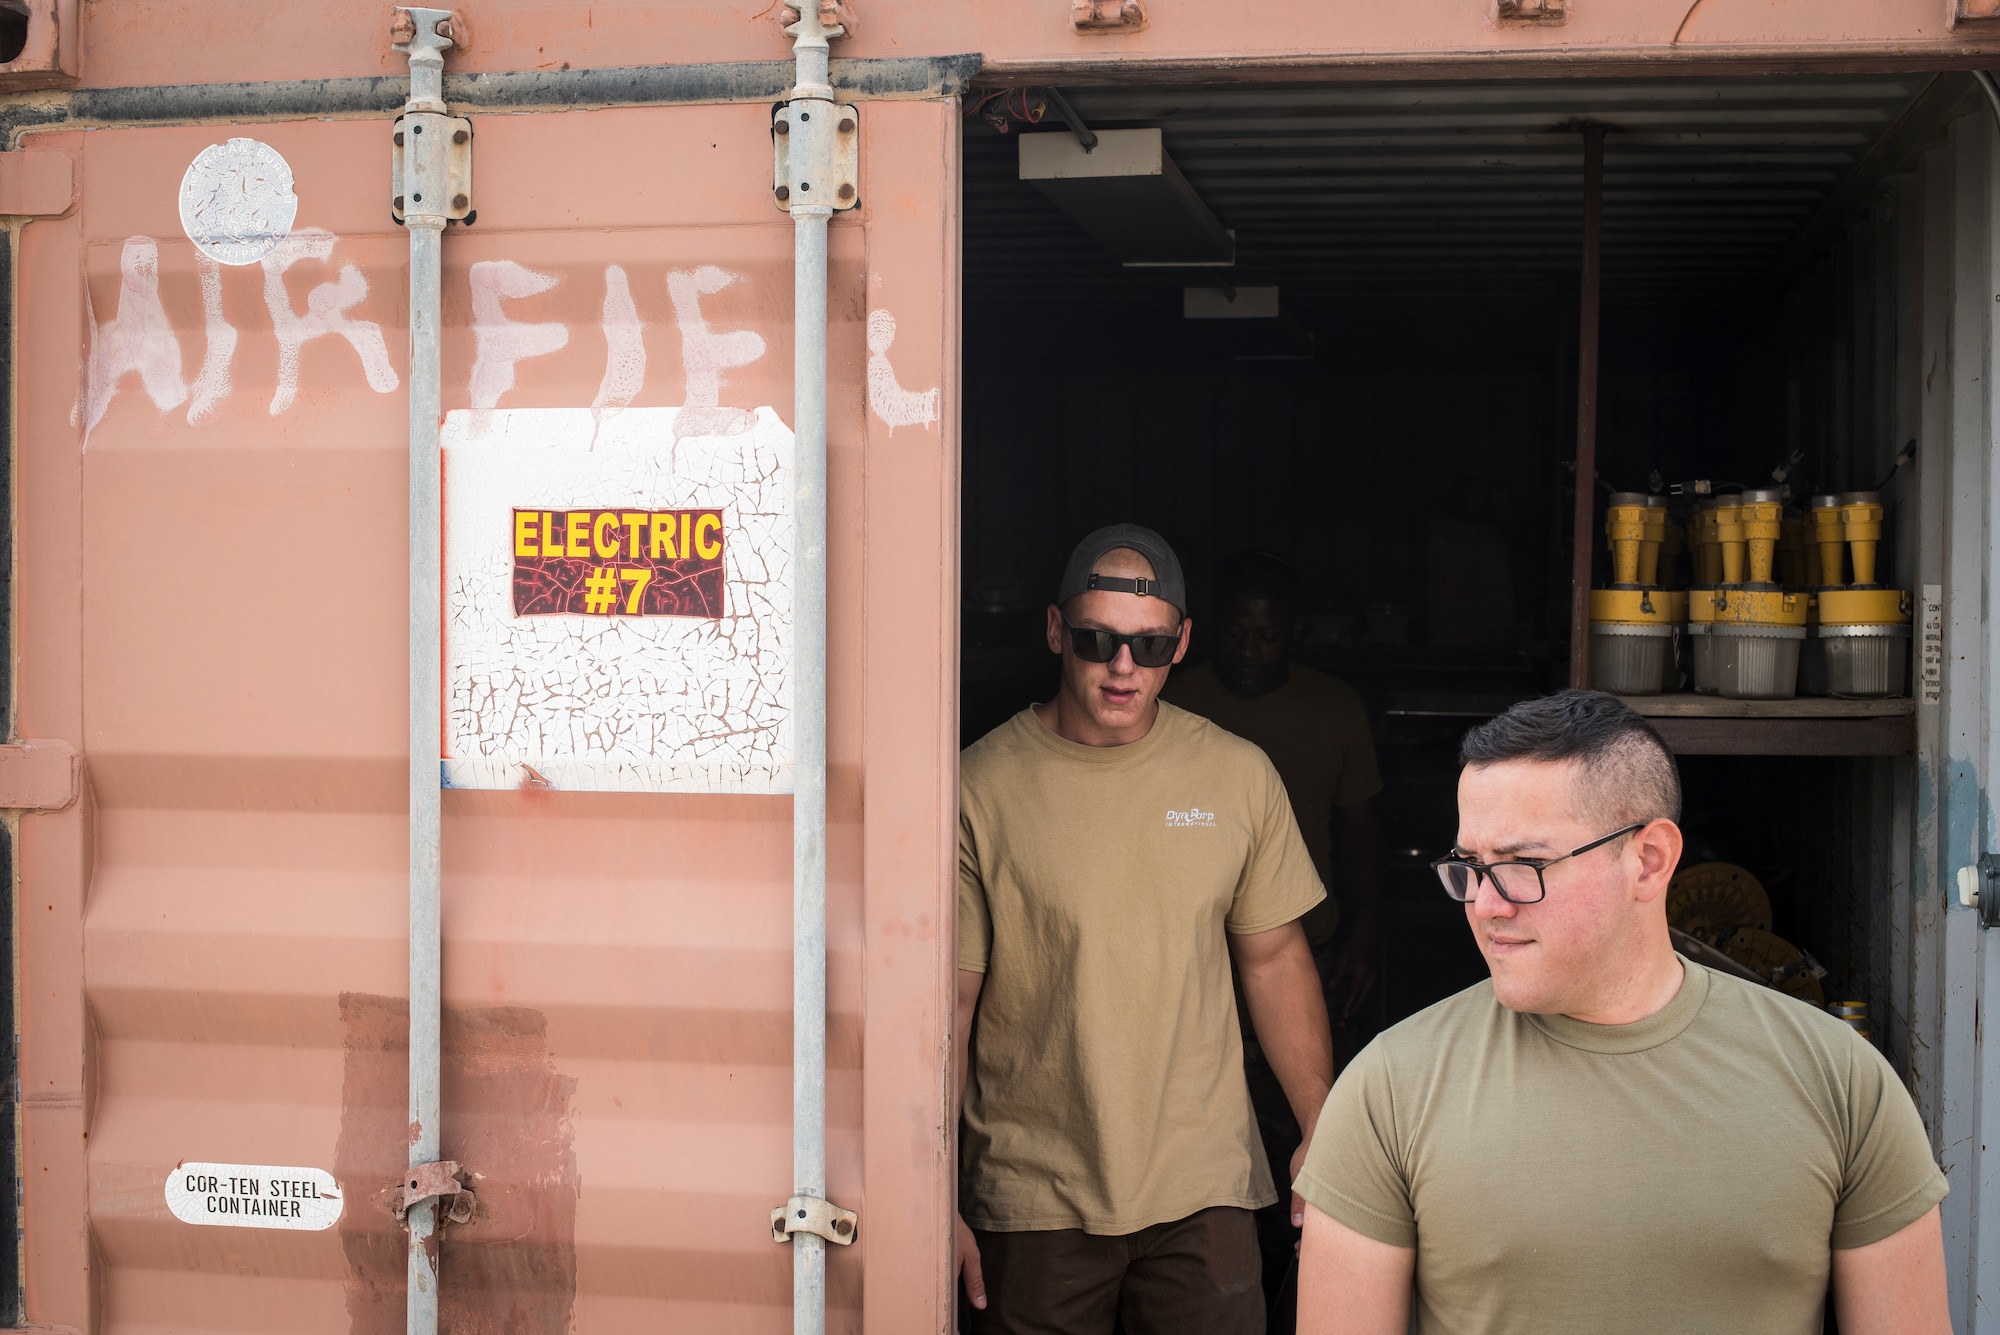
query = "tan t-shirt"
(1297, 962, 1948, 1335)
(1163, 662, 1381, 944)
(958, 702, 1325, 1234)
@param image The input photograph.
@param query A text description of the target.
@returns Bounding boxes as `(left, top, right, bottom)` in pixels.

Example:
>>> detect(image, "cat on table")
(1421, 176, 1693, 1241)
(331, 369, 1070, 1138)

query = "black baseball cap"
(1056, 524, 1187, 618)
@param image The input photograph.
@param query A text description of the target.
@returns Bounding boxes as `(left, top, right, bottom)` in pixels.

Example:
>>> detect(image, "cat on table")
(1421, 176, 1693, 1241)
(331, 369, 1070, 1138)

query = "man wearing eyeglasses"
(956, 523, 1334, 1334)
(1293, 690, 1951, 1335)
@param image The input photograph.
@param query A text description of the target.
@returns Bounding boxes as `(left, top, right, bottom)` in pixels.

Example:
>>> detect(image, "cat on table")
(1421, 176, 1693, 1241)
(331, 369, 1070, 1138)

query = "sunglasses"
(1063, 620, 1183, 669)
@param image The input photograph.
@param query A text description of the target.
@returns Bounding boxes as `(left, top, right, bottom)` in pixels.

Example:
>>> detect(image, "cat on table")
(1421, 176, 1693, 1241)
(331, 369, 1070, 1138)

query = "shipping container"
(2, 3, 1999, 1333)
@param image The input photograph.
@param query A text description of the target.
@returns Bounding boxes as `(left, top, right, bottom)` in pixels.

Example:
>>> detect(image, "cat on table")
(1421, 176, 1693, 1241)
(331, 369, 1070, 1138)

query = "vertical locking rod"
(392, 10, 455, 1335)
(781, 5, 841, 1334)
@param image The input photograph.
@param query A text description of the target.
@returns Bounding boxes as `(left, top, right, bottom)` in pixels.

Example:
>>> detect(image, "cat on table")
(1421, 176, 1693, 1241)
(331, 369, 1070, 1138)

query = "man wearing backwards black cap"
(955, 524, 1334, 1335)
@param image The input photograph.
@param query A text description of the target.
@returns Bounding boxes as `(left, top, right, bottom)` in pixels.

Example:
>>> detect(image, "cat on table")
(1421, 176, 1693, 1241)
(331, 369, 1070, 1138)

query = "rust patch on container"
(336, 993, 579, 1334)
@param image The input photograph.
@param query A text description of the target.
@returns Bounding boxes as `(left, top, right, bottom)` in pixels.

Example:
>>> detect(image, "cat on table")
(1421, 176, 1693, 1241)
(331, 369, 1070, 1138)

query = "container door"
(14, 95, 957, 1332)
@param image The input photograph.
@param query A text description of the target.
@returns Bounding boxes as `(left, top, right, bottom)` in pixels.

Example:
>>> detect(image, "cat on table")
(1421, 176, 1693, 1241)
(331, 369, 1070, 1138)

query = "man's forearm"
(955, 968, 984, 1125)
(1240, 928, 1335, 1132)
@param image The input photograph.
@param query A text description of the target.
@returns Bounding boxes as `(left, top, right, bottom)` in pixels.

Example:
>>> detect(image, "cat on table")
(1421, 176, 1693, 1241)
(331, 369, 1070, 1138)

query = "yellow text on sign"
(513, 510, 722, 562)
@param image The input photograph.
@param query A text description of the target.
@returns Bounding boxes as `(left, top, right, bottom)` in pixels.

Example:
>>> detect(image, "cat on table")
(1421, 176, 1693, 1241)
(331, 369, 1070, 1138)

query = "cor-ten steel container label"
(164, 1163, 342, 1231)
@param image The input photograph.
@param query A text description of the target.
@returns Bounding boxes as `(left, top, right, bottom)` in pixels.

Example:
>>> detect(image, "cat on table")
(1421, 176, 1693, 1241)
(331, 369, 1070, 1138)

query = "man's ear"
(1631, 820, 1685, 904)
(1173, 617, 1193, 665)
(1045, 604, 1065, 656)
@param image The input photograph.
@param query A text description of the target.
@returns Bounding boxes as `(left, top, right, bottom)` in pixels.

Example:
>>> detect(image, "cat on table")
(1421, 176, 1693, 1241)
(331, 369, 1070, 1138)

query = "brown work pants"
(970, 1206, 1265, 1335)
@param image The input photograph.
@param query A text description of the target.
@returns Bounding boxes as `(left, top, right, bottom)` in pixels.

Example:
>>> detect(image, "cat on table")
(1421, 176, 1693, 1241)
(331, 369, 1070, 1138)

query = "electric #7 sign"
(512, 508, 725, 618)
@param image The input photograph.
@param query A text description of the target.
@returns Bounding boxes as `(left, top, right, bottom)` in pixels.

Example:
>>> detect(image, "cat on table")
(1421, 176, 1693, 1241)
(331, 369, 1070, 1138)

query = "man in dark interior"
(956, 525, 1334, 1335)
(1163, 551, 1386, 1315)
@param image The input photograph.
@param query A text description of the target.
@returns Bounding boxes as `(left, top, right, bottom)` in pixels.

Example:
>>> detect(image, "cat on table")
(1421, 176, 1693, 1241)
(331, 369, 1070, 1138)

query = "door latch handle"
(1955, 854, 2000, 928)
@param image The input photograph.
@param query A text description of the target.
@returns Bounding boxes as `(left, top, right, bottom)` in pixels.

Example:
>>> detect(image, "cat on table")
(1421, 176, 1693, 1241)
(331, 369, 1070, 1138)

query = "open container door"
(12, 48, 961, 1335)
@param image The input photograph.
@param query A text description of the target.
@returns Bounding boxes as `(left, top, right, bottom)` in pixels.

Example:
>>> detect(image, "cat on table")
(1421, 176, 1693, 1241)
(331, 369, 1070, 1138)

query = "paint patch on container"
(442, 405, 795, 794)
(164, 1161, 342, 1230)
(178, 138, 299, 266)
(335, 994, 578, 1335)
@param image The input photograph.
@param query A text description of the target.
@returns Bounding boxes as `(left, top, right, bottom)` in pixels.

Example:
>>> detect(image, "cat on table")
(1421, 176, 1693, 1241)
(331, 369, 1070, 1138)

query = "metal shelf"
(1612, 694, 1915, 756)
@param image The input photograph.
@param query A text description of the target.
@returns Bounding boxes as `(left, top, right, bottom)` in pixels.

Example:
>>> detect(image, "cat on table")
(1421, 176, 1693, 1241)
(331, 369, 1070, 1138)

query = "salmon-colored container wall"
(7, 2, 2000, 1333)
(13, 36, 961, 1334)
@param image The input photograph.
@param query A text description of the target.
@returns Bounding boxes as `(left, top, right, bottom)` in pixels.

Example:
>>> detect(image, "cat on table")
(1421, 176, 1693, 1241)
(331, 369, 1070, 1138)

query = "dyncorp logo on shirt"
(1165, 806, 1217, 828)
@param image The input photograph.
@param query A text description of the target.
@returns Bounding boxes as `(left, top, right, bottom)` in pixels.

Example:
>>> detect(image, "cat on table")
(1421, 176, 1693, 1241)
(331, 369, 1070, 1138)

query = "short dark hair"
(1214, 551, 1301, 613)
(1459, 689, 1682, 825)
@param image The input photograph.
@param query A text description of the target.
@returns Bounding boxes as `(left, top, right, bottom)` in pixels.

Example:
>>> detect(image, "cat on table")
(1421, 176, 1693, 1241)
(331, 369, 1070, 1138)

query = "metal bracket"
(0, 739, 79, 810)
(771, 1194, 858, 1246)
(1497, 0, 1567, 21)
(393, 1159, 478, 1226)
(392, 112, 474, 226)
(1956, 855, 2000, 928)
(0, 149, 74, 217)
(772, 100, 859, 213)
(1071, 0, 1147, 32)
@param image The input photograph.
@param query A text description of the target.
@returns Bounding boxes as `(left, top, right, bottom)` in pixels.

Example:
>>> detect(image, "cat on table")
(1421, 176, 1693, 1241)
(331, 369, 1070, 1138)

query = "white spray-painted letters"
(261, 228, 399, 415)
(591, 263, 647, 426)
(666, 266, 766, 440)
(865, 308, 939, 434)
(467, 259, 572, 435)
(186, 254, 236, 424)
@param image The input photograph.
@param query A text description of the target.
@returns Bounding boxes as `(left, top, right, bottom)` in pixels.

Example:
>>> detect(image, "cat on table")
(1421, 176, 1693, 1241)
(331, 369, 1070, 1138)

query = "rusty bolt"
(834, 1218, 852, 1236)
(838, 117, 855, 133)
(393, 131, 404, 147)
(774, 120, 790, 136)
(435, 17, 456, 42)
(452, 193, 469, 211)
(394, 195, 405, 212)
(775, 186, 791, 202)
(837, 183, 854, 202)
(389, 11, 417, 43)
(453, 128, 469, 145)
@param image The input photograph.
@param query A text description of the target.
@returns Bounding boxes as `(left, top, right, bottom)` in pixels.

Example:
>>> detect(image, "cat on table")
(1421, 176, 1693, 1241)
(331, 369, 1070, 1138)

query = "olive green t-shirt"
(958, 702, 1325, 1234)
(1297, 962, 1948, 1335)
(1163, 662, 1382, 944)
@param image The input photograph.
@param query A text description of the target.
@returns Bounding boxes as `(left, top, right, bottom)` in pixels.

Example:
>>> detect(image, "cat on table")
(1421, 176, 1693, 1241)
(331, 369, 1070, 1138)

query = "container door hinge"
(0, 150, 74, 217)
(1497, 0, 1566, 21)
(772, 99, 859, 213)
(771, 1194, 858, 1246)
(1072, 0, 1147, 33)
(393, 1159, 478, 1225)
(0, 739, 79, 810)
(1956, 855, 2000, 929)
(391, 112, 474, 228)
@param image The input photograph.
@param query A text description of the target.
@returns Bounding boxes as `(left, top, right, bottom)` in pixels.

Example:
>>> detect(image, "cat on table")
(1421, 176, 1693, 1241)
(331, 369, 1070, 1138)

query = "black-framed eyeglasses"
(1063, 620, 1183, 669)
(1430, 823, 1646, 905)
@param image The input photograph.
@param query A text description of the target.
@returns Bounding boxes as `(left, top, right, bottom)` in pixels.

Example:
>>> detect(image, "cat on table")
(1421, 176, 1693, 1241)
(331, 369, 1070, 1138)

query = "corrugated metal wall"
(14, 100, 959, 1333)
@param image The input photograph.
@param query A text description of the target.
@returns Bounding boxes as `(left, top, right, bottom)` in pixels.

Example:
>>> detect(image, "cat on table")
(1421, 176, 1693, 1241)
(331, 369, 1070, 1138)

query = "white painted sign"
(442, 405, 796, 794)
(177, 139, 299, 266)
(165, 1162, 342, 1231)
(1921, 583, 1943, 706)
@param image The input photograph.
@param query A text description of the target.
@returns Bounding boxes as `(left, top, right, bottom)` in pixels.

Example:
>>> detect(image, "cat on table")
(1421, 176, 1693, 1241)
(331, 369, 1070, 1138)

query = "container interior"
(957, 72, 1945, 1041)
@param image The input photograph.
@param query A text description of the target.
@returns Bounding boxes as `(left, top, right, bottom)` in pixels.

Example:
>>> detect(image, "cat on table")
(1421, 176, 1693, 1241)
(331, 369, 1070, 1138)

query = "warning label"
(512, 508, 725, 618)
